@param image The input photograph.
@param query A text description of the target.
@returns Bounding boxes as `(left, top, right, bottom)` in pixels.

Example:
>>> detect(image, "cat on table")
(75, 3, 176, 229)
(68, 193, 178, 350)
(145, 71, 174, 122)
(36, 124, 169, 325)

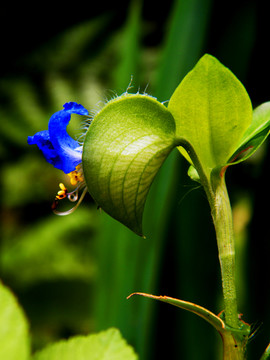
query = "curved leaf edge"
(217, 102, 270, 177)
(31, 327, 138, 360)
(0, 280, 31, 360)
(185, 118, 269, 183)
(127, 292, 251, 352)
(127, 292, 225, 332)
(168, 53, 253, 173)
(83, 93, 177, 237)
(260, 343, 270, 360)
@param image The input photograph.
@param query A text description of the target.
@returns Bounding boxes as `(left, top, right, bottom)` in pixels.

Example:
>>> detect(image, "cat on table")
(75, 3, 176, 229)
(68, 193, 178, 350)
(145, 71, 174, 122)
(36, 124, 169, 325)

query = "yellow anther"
(59, 183, 66, 190)
(67, 165, 84, 186)
(52, 165, 87, 215)
(56, 183, 67, 200)
(69, 174, 78, 186)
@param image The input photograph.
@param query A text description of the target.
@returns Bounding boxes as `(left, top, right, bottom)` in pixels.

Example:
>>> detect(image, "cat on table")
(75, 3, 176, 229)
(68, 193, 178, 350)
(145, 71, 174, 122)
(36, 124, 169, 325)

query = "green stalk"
(178, 139, 239, 328)
(221, 331, 248, 360)
(210, 175, 239, 329)
(210, 175, 250, 360)
(178, 139, 250, 358)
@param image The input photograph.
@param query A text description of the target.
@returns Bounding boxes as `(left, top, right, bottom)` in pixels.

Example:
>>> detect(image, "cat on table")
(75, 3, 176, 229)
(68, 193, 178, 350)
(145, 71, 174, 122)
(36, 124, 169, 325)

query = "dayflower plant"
(28, 102, 89, 214)
(28, 55, 270, 359)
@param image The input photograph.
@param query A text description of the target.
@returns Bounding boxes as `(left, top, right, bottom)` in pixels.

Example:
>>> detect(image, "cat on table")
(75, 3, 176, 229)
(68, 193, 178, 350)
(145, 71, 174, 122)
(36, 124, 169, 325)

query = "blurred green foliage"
(0, 0, 269, 359)
(0, 281, 30, 360)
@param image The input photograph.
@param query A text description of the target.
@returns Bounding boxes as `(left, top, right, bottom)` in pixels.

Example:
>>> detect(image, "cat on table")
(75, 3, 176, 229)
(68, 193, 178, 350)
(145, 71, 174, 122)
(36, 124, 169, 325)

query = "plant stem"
(210, 175, 239, 329)
(209, 175, 251, 359)
(221, 331, 247, 360)
(176, 140, 250, 358)
(180, 139, 239, 328)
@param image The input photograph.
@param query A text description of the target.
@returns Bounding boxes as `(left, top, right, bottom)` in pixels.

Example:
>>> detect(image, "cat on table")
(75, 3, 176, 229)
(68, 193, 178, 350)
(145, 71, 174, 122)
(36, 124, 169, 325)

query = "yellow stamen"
(59, 183, 66, 190)
(53, 165, 85, 210)
(56, 183, 67, 200)
(67, 165, 84, 186)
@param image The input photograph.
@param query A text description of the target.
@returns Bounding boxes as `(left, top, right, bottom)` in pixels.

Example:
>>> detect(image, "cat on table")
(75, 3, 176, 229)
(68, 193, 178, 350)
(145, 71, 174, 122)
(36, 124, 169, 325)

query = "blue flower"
(28, 102, 88, 174)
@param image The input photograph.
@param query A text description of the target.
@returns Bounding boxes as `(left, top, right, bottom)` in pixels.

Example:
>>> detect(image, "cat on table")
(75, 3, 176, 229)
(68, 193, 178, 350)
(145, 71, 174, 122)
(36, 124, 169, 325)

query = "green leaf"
(31, 328, 138, 360)
(127, 292, 225, 333)
(0, 281, 30, 360)
(260, 343, 270, 360)
(168, 54, 252, 178)
(227, 101, 270, 165)
(128, 292, 250, 357)
(82, 94, 176, 236)
(187, 165, 201, 183)
(113, 0, 142, 90)
(1, 208, 97, 287)
(154, 0, 212, 101)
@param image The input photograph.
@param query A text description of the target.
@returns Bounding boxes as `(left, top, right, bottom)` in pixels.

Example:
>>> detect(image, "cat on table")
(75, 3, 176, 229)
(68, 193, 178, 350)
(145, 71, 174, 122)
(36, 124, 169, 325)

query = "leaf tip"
(126, 292, 149, 300)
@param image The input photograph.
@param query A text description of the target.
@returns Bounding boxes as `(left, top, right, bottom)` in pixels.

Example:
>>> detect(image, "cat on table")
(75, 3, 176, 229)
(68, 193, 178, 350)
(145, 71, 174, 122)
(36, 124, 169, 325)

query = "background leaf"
(1, 209, 97, 287)
(168, 54, 253, 176)
(0, 281, 30, 360)
(83, 94, 176, 236)
(260, 343, 270, 360)
(31, 328, 138, 360)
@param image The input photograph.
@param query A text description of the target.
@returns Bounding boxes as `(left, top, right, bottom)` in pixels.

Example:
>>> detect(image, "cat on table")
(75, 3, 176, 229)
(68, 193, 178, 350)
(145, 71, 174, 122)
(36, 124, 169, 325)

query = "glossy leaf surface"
(0, 281, 30, 360)
(32, 328, 138, 360)
(168, 54, 252, 177)
(83, 94, 176, 236)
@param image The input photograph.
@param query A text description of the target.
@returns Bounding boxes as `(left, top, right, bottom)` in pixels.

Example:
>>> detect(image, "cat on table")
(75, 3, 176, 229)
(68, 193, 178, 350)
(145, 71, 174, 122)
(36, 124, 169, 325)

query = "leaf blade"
(168, 54, 253, 176)
(260, 343, 270, 360)
(227, 101, 270, 165)
(127, 292, 225, 332)
(32, 328, 138, 360)
(0, 281, 30, 360)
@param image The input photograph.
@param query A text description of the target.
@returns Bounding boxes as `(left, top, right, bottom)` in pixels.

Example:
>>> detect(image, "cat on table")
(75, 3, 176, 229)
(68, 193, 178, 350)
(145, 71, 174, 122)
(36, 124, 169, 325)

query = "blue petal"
(28, 102, 88, 174)
(27, 130, 62, 169)
(63, 102, 89, 115)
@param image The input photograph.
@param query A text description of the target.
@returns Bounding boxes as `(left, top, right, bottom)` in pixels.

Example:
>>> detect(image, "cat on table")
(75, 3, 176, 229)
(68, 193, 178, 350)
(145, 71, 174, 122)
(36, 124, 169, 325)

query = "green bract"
(82, 54, 270, 235)
(228, 101, 270, 165)
(83, 94, 176, 236)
